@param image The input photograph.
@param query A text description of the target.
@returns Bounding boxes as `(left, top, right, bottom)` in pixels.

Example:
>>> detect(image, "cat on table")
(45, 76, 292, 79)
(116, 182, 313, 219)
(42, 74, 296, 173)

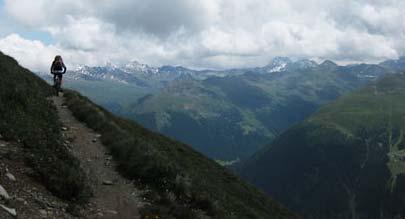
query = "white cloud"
(1, 0, 405, 71)
(0, 34, 59, 71)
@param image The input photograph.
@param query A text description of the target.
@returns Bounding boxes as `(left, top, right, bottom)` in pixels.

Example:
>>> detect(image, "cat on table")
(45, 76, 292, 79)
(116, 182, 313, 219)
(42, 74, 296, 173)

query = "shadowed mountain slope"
(240, 73, 405, 219)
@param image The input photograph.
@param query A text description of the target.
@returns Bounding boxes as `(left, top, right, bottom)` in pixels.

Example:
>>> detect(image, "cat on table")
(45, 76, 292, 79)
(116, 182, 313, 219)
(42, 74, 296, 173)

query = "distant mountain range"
(239, 73, 405, 218)
(38, 57, 405, 161)
(58, 61, 245, 86)
(41, 56, 399, 85)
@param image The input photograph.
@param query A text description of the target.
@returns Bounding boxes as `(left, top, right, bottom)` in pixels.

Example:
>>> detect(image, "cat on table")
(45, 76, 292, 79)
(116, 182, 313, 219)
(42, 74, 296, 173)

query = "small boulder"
(92, 138, 97, 143)
(104, 161, 111, 167)
(102, 180, 114, 186)
(0, 204, 16, 217)
(0, 185, 10, 200)
(39, 209, 48, 218)
(61, 127, 68, 131)
(105, 210, 118, 215)
(6, 173, 16, 182)
(15, 198, 25, 203)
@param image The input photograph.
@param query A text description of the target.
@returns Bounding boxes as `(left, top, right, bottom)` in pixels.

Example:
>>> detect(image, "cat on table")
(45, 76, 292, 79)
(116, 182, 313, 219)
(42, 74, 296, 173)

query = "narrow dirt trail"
(51, 95, 142, 219)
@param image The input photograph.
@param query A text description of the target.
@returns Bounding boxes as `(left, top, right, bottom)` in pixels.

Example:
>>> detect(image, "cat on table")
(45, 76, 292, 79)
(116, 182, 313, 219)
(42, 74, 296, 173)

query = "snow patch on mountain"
(123, 61, 158, 74)
(266, 57, 292, 73)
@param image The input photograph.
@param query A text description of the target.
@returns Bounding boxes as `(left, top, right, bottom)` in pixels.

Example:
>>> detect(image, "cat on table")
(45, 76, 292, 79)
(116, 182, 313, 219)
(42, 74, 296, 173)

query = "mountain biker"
(50, 55, 67, 88)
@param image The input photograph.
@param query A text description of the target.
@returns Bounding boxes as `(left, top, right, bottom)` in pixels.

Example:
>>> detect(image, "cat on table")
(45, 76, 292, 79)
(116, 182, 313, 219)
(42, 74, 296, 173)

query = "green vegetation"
(241, 73, 405, 219)
(0, 51, 91, 202)
(63, 90, 295, 219)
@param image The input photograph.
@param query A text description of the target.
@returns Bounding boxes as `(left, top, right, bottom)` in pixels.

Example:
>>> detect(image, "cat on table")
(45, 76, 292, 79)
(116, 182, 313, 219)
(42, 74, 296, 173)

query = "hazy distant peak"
(269, 57, 293, 65)
(294, 59, 318, 69)
(158, 65, 190, 72)
(105, 61, 119, 70)
(320, 60, 338, 67)
(265, 57, 319, 73)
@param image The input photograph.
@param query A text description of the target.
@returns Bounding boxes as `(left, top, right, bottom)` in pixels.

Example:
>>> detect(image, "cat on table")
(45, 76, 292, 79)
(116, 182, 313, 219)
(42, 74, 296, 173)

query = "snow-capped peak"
(75, 64, 87, 72)
(266, 57, 292, 73)
(105, 61, 118, 71)
(269, 62, 287, 73)
(122, 60, 158, 74)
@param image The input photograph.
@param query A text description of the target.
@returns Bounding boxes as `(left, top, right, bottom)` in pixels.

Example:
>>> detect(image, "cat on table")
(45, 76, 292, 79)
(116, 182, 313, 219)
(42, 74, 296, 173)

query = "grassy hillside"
(63, 90, 295, 219)
(240, 73, 405, 218)
(0, 51, 90, 202)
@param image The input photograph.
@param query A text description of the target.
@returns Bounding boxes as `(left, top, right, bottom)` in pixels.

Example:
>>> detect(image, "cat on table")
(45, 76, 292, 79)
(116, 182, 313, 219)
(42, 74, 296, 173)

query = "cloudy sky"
(0, 0, 404, 72)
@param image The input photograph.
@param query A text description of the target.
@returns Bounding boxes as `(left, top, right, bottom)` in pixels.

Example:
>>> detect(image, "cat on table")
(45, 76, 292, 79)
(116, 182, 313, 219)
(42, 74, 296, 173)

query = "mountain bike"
(53, 73, 63, 96)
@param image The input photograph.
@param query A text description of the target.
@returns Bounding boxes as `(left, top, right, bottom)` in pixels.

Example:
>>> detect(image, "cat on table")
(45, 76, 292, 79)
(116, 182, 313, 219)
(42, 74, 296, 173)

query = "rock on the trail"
(0, 204, 16, 217)
(61, 127, 68, 131)
(104, 157, 112, 167)
(105, 210, 118, 215)
(104, 161, 111, 167)
(0, 185, 10, 200)
(15, 198, 25, 203)
(39, 209, 47, 218)
(102, 180, 114, 186)
(92, 138, 97, 143)
(5, 173, 16, 182)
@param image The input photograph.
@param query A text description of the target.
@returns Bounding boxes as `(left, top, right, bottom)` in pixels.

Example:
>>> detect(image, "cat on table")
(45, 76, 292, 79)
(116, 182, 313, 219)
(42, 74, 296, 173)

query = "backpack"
(53, 61, 63, 71)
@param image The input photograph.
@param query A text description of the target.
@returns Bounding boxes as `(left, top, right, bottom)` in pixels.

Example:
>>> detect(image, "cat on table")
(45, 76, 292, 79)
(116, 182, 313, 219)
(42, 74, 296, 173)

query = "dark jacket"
(51, 61, 67, 74)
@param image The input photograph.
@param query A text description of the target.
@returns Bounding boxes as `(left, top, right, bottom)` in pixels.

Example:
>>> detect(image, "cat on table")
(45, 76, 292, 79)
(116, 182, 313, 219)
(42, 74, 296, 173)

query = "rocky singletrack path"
(51, 94, 143, 219)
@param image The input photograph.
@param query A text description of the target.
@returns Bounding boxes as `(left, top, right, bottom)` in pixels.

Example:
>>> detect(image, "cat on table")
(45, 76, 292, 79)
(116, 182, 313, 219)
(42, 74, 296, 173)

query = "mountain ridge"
(130, 59, 394, 160)
(240, 73, 405, 218)
(63, 56, 399, 84)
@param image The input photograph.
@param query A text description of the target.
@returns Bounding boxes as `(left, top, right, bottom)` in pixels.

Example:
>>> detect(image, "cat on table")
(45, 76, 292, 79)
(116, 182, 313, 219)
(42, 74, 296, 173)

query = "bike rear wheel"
(54, 77, 61, 96)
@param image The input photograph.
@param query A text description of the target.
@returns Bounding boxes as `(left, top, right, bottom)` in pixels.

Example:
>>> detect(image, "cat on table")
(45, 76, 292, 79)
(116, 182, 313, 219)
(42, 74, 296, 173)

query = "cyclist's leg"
(53, 74, 57, 86)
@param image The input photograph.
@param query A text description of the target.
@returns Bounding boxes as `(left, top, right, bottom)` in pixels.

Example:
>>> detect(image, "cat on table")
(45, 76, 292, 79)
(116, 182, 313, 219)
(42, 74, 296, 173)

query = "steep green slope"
(0, 52, 90, 201)
(132, 65, 377, 161)
(63, 90, 295, 219)
(240, 73, 405, 218)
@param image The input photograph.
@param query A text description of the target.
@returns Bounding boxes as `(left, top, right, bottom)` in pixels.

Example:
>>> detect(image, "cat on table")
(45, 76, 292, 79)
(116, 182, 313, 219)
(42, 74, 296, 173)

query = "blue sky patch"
(0, 0, 54, 44)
